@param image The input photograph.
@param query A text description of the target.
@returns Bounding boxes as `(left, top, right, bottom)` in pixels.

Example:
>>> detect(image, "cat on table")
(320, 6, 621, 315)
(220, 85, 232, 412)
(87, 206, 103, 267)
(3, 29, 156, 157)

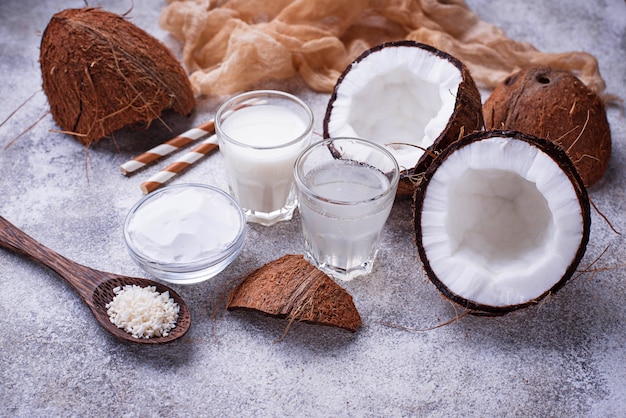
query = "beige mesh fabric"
(160, 0, 605, 97)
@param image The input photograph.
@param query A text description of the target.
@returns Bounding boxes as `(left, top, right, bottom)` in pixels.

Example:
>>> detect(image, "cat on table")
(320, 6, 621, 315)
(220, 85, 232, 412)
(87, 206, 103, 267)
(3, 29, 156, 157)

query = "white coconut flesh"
(326, 46, 462, 170)
(420, 136, 585, 308)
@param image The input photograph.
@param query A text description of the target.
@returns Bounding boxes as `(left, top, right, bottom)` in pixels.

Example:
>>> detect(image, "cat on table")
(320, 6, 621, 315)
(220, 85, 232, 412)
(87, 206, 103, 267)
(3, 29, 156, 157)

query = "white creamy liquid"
(220, 105, 309, 214)
(299, 160, 394, 279)
(127, 187, 242, 264)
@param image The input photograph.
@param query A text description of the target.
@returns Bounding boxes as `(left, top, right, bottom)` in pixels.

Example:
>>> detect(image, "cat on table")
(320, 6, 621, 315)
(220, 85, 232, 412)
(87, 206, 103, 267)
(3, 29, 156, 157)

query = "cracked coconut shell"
(483, 67, 611, 187)
(227, 254, 361, 332)
(40, 8, 195, 145)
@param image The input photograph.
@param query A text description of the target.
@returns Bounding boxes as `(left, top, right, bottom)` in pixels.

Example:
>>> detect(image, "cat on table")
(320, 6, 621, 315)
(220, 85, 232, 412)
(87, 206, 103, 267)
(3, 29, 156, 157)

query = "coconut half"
(323, 41, 484, 196)
(414, 130, 590, 314)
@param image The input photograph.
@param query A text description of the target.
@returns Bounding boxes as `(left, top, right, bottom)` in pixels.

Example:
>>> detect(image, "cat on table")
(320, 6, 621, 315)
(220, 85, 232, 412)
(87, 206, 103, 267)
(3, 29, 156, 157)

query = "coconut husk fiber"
(227, 254, 362, 332)
(483, 67, 612, 187)
(159, 0, 606, 98)
(40, 8, 195, 145)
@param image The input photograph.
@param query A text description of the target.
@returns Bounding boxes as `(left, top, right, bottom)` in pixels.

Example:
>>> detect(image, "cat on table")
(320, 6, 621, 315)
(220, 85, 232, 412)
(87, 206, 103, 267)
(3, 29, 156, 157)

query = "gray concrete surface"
(1, 0, 624, 416)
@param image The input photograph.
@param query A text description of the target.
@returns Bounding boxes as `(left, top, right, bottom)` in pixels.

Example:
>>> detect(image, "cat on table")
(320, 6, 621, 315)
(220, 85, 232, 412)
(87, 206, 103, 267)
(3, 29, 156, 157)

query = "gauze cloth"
(160, 0, 606, 98)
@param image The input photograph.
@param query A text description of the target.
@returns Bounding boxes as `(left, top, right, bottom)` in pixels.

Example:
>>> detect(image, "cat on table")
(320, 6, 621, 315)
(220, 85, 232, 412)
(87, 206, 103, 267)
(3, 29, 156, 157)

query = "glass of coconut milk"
(294, 137, 400, 281)
(215, 90, 314, 226)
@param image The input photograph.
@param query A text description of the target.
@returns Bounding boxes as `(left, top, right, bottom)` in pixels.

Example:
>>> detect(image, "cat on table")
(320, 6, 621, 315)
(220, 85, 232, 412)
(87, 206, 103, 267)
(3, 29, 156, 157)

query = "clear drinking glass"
(294, 137, 400, 281)
(215, 90, 314, 226)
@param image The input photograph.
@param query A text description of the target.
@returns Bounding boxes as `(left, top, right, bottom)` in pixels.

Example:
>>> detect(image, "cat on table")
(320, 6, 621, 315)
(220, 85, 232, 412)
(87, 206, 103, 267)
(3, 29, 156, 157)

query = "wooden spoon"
(0, 215, 191, 344)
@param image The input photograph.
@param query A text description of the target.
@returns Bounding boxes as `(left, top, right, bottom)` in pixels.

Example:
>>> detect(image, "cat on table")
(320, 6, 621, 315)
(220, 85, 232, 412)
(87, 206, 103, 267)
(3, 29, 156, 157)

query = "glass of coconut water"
(294, 137, 399, 281)
(215, 90, 314, 226)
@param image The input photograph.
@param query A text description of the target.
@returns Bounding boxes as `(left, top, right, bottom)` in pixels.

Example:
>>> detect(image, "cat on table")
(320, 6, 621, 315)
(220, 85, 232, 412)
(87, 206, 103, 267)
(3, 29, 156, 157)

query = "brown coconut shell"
(483, 67, 611, 187)
(40, 8, 195, 145)
(227, 254, 361, 332)
(323, 41, 484, 198)
(414, 130, 591, 315)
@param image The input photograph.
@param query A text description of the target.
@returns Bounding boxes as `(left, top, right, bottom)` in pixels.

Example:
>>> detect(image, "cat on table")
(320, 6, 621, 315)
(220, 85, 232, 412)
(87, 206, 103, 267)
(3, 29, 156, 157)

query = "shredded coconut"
(106, 285, 179, 339)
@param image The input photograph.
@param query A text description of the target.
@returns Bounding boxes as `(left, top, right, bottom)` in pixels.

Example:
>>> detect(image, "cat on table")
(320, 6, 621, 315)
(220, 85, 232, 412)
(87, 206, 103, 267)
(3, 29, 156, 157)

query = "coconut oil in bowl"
(124, 184, 246, 284)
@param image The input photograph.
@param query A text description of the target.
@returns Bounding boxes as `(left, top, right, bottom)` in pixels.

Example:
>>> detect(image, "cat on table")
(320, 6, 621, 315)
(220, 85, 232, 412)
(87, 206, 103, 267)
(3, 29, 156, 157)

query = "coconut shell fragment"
(227, 254, 361, 332)
(40, 8, 195, 146)
(483, 67, 611, 187)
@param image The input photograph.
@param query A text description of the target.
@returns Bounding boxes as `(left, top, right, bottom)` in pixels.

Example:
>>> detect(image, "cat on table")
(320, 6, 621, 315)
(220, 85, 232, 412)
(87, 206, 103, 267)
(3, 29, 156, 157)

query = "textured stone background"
(1, 1, 624, 416)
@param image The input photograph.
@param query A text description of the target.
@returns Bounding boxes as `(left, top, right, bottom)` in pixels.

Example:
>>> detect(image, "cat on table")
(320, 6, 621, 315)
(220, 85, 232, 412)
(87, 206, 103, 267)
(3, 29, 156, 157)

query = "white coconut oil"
(126, 186, 243, 264)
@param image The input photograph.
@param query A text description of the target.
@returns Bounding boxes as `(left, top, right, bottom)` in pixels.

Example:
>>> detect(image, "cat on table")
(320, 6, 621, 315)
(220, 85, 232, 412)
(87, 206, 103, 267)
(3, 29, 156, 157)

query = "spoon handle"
(0, 216, 105, 303)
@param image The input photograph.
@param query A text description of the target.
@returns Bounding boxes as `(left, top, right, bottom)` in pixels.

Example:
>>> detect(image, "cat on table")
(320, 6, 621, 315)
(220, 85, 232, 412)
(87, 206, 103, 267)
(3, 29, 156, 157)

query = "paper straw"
(140, 136, 219, 194)
(120, 120, 215, 176)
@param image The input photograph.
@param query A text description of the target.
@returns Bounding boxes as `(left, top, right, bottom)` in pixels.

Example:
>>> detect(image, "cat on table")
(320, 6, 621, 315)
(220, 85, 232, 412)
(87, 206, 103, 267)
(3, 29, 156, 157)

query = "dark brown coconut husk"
(323, 41, 484, 198)
(413, 130, 591, 315)
(227, 254, 361, 332)
(483, 67, 611, 187)
(40, 8, 195, 146)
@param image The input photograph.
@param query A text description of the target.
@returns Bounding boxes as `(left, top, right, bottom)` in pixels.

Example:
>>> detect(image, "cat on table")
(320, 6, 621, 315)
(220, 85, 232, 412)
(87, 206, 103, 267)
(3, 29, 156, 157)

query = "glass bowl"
(124, 184, 246, 284)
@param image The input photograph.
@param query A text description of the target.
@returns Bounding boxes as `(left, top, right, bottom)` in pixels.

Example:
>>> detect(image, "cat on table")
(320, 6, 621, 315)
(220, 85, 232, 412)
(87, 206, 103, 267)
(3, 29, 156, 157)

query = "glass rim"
(294, 137, 400, 205)
(215, 90, 314, 151)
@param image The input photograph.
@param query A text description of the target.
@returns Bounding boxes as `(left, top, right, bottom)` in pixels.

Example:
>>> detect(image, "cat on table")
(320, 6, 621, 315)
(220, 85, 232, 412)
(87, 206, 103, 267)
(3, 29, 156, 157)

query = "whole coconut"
(483, 67, 611, 187)
(40, 8, 195, 146)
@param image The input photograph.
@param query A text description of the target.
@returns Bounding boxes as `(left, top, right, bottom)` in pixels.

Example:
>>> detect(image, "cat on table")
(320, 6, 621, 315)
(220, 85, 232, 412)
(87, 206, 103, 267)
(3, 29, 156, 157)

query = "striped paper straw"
(140, 136, 219, 194)
(120, 120, 215, 176)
